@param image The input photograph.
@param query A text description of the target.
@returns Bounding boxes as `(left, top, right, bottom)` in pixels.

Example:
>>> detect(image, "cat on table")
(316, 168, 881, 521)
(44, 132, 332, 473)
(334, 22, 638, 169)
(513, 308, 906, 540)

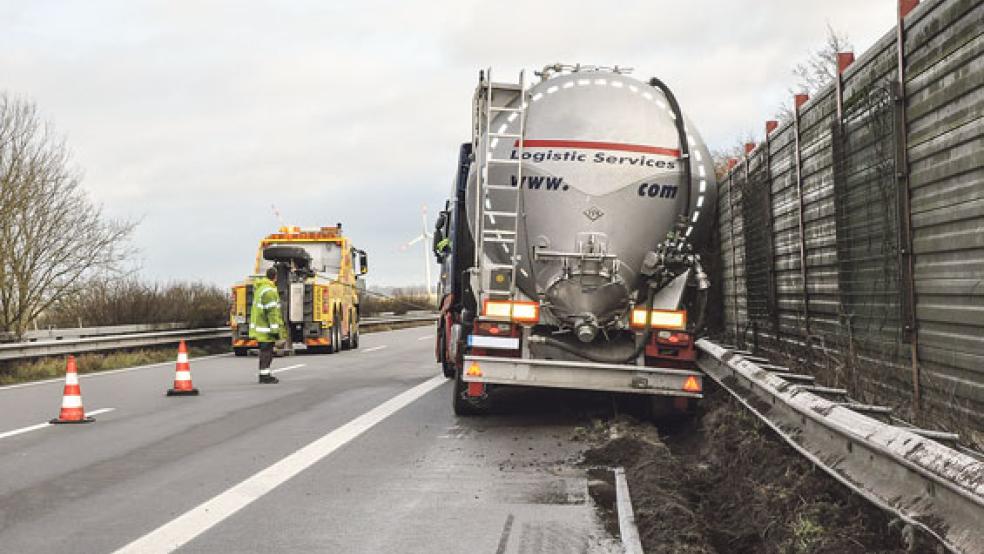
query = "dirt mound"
(583, 420, 715, 554)
(580, 388, 911, 553)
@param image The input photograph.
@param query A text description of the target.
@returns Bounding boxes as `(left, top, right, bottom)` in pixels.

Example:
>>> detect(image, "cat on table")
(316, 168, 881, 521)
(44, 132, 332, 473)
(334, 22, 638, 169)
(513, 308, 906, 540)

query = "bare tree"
(776, 24, 854, 122)
(0, 93, 135, 337)
(715, 25, 854, 169)
(710, 130, 757, 180)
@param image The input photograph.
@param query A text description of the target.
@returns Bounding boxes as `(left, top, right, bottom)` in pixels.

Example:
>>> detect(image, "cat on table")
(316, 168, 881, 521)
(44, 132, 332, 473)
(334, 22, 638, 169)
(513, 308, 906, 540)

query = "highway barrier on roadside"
(0, 314, 437, 363)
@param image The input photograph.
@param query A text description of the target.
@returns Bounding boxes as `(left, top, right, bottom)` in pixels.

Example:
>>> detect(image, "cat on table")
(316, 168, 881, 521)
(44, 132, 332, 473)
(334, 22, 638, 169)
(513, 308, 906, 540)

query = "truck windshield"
(260, 242, 343, 277)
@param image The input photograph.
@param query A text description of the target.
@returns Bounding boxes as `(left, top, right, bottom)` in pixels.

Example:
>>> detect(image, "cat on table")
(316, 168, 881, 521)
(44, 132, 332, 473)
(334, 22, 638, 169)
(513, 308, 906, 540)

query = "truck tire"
(452, 365, 488, 416)
(342, 312, 354, 350)
(438, 325, 455, 379)
(326, 322, 336, 354)
(436, 319, 454, 378)
(331, 314, 342, 353)
(643, 396, 699, 422)
(349, 315, 360, 349)
(234, 347, 248, 357)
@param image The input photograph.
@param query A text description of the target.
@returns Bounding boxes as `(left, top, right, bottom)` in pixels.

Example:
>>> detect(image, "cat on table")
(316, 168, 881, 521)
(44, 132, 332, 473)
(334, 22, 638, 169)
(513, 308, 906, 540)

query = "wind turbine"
(399, 205, 434, 298)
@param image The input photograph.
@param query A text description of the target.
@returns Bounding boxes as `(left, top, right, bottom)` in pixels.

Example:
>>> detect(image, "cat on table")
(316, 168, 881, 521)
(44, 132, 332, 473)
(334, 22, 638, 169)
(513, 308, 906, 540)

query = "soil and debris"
(578, 384, 924, 554)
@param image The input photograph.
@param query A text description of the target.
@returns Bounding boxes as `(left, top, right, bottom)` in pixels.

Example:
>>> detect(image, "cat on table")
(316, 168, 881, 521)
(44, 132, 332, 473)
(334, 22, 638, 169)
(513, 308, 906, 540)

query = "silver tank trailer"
(466, 69, 717, 334)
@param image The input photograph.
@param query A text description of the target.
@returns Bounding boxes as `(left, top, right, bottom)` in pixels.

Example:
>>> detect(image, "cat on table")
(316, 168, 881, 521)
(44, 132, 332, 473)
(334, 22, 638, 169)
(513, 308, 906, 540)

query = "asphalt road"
(0, 327, 619, 553)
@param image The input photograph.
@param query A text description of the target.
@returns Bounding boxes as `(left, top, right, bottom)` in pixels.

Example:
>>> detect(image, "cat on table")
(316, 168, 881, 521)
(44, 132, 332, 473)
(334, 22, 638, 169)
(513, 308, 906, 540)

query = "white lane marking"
(0, 422, 50, 440)
(361, 345, 388, 353)
(416, 335, 434, 341)
(614, 467, 644, 554)
(0, 407, 116, 440)
(0, 353, 233, 391)
(113, 375, 445, 554)
(272, 364, 305, 374)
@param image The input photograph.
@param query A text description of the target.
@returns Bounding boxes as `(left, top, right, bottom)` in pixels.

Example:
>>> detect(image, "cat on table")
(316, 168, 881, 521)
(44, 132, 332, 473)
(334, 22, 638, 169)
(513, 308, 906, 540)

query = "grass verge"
(0, 340, 230, 386)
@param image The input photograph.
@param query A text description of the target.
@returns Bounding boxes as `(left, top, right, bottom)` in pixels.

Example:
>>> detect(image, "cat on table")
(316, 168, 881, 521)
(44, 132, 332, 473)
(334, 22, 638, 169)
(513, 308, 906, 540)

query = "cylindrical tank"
(467, 68, 717, 330)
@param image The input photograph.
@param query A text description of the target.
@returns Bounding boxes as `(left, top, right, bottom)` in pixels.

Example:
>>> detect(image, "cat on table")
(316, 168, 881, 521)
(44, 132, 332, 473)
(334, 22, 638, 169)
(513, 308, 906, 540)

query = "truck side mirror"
(359, 252, 369, 275)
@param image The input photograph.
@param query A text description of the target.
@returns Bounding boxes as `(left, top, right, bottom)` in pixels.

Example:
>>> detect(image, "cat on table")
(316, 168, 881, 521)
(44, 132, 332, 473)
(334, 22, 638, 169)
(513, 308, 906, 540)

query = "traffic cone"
(50, 355, 94, 424)
(166, 340, 199, 396)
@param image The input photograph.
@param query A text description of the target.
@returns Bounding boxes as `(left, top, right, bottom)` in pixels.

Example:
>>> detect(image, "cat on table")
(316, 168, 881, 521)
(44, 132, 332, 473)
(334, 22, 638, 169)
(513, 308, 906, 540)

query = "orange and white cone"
(166, 340, 199, 396)
(50, 355, 94, 424)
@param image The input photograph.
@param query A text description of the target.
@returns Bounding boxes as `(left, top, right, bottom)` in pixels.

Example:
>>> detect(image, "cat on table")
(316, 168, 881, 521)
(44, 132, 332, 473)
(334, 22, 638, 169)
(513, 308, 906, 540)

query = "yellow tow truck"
(230, 225, 368, 355)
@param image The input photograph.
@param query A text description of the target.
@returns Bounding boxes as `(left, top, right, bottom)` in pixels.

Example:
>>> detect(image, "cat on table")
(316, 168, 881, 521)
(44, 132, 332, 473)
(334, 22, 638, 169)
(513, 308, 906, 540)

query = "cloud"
(1, 0, 897, 287)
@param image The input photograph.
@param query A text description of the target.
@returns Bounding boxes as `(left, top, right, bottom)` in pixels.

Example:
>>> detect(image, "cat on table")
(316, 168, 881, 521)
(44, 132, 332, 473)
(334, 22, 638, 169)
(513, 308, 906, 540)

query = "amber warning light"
(482, 300, 540, 324)
(630, 308, 687, 330)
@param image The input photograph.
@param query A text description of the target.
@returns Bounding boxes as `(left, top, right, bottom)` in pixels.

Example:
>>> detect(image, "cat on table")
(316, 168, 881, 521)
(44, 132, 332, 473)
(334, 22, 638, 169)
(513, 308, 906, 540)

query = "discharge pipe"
(532, 280, 659, 364)
(648, 77, 692, 237)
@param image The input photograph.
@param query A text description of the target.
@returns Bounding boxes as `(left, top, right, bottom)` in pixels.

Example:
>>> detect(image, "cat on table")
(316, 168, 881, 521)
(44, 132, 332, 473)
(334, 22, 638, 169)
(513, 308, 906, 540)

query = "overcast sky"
(1, 0, 897, 288)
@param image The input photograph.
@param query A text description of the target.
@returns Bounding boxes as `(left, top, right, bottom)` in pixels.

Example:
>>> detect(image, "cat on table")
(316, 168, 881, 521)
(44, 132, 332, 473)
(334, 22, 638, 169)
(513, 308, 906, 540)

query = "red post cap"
(794, 93, 810, 111)
(727, 158, 738, 170)
(837, 52, 855, 74)
(744, 142, 756, 155)
(899, 0, 919, 18)
(766, 120, 779, 135)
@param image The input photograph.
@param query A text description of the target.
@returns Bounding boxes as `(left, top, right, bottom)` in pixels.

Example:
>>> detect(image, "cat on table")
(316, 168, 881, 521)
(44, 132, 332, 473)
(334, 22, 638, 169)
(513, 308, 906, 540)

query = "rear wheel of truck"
(441, 361, 456, 379)
(452, 365, 489, 416)
(234, 347, 248, 357)
(341, 313, 353, 350)
(437, 320, 455, 378)
(327, 321, 337, 354)
(349, 315, 359, 349)
(644, 396, 699, 422)
(332, 314, 342, 353)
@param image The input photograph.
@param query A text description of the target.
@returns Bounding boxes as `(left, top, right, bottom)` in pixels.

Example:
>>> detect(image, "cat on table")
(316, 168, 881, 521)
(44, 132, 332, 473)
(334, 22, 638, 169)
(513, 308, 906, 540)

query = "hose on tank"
(648, 77, 692, 237)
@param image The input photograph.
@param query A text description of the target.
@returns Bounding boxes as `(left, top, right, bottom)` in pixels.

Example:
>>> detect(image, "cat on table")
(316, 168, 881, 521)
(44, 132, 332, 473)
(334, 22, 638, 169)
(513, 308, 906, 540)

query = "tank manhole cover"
(583, 207, 604, 221)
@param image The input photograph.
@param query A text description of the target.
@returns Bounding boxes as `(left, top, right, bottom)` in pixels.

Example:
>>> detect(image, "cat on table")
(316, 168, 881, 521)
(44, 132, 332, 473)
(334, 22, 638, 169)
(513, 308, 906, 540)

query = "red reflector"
(489, 326, 500, 335)
(682, 375, 701, 393)
(467, 382, 484, 397)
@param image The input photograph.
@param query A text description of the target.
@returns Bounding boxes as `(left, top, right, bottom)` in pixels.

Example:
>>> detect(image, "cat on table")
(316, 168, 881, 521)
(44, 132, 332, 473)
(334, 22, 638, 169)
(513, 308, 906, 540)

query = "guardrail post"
(895, 0, 920, 413)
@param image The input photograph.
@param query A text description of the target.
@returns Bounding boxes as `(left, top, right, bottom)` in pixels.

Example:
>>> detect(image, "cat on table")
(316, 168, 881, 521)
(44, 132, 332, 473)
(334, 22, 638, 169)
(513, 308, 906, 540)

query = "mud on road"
(579, 384, 915, 554)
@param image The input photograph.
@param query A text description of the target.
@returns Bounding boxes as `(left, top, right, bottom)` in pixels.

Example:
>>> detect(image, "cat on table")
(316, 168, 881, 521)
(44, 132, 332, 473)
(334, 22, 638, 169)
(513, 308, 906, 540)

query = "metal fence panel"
(716, 0, 984, 441)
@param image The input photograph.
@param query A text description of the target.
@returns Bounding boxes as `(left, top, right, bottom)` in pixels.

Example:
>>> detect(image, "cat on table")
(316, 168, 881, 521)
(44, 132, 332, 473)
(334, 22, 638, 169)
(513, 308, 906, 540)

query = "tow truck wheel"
(350, 316, 359, 349)
(452, 365, 488, 416)
(324, 323, 335, 354)
(342, 314, 353, 350)
(331, 315, 342, 353)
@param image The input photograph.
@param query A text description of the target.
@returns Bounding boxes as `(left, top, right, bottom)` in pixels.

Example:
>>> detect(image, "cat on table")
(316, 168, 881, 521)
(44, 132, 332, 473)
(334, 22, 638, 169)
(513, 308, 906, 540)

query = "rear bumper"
(462, 355, 703, 397)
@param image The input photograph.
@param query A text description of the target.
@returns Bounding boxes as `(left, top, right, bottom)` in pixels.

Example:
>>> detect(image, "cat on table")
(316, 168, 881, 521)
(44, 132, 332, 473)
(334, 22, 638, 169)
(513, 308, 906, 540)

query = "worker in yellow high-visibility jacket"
(249, 267, 286, 384)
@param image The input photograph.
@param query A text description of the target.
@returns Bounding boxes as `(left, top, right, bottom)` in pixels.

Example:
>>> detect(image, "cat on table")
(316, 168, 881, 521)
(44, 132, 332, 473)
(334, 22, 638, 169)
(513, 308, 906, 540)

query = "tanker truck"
(434, 64, 717, 415)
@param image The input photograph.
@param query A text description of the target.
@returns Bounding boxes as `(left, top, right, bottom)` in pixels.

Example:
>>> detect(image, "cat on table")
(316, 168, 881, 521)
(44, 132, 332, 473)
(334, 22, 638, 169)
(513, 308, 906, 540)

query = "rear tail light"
(656, 331, 691, 345)
(630, 309, 687, 330)
(476, 322, 514, 335)
(483, 300, 540, 324)
(682, 375, 701, 393)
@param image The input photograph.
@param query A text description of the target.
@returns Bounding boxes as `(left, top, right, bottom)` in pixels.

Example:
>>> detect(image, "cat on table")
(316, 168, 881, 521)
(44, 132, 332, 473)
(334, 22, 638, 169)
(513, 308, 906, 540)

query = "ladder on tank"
(473, 68, 528, 307)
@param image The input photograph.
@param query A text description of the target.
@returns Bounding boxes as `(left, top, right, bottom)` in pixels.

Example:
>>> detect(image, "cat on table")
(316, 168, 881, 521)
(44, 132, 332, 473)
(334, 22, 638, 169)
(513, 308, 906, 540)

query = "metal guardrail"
(0, 315, 437, 362)
(19, 322, 193, 342)
(0, 328, 229, 361)
(696, 338, 984, 554)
